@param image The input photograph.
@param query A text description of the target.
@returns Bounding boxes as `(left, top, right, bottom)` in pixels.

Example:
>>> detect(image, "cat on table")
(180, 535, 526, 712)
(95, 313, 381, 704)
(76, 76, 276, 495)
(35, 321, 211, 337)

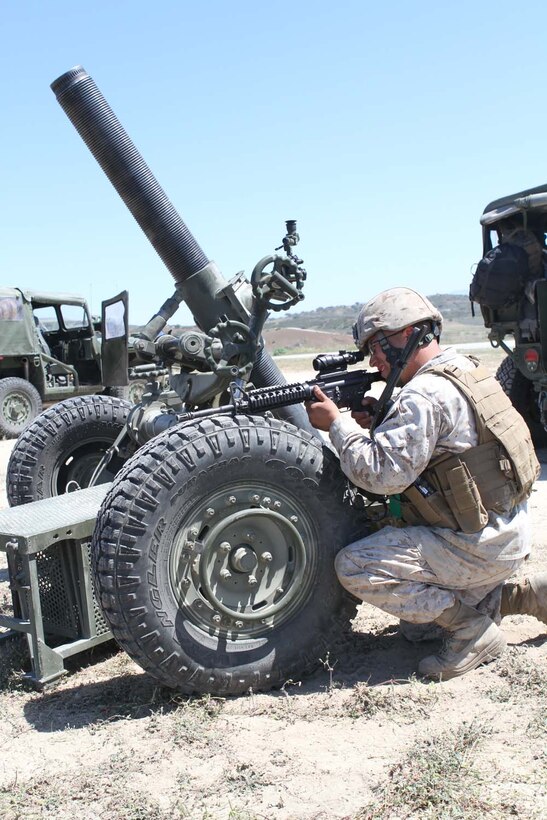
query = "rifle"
(168, 349, 383, 426)
(136, 325, 433, 441)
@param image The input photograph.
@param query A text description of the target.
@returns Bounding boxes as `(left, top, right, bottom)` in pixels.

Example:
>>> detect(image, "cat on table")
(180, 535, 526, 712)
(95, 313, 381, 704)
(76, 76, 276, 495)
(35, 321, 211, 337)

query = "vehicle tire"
(7, 394, 133, 506)
(93, 414, 359, 695)
(0, 377, 42, 439)
(495, 355, 547, 448)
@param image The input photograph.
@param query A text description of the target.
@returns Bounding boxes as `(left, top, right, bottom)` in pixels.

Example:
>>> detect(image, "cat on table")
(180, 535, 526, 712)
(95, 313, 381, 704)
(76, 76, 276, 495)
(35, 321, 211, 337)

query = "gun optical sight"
(312, 350, 365, 373)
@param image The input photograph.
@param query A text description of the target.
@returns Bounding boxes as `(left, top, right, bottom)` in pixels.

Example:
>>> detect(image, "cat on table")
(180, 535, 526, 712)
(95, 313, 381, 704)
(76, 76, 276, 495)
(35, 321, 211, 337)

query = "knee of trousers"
(334, 545, 375, 588)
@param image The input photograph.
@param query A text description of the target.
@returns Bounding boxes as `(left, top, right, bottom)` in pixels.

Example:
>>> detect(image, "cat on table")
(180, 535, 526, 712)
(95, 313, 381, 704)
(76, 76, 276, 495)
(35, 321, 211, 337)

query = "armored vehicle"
(470, 185, 547, 448)
(0, 287, 144, 438)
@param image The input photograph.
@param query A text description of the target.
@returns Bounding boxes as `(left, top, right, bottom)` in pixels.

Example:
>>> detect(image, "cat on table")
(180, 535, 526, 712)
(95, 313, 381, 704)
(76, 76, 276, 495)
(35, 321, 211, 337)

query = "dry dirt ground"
(0, 347, 545, 820)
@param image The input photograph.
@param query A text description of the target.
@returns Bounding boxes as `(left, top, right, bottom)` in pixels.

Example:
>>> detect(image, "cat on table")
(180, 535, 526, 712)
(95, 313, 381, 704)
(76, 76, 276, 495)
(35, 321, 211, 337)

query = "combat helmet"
(353, 287, 443, 352)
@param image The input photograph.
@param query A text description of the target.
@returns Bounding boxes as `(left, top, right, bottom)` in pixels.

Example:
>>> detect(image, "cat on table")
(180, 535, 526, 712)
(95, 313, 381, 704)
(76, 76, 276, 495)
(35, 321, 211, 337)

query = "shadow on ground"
(17, 625, 432, 732)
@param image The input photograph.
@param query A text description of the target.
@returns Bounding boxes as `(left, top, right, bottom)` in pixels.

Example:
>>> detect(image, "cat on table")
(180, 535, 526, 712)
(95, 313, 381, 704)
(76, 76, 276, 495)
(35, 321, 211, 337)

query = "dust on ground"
(0, 348, 545, 820)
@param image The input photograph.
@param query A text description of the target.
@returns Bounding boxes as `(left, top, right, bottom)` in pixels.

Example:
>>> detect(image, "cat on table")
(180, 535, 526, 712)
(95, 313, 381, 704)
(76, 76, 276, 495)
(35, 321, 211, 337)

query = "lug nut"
(277, 587, 284, 595)
(290, 515, 298, 523)
(189, 527, 199, 537)
(250, 494, 260, 503)
(260, 551, 273, 563)
(262, 497, 271, 506)
(212, 614, 222, 623)
(234, 620, 243, 629)
(206, 508, 215, 518)
(219, 541, 231, 553)
(273, 501, 281, 510)
(220, 568, 232, 580)
(248, 575, 258, 586)
(226, 496, 237, 505)
(182, 577, 191, 586)
(184, 541, 195, 550)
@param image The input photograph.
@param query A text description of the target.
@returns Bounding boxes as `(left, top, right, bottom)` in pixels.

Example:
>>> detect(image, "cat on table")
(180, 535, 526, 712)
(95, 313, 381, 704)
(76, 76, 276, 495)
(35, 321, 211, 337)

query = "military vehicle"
(5, 66, 373, 695)
(0, 286, 145, 438)
(471, 185, 547, 447)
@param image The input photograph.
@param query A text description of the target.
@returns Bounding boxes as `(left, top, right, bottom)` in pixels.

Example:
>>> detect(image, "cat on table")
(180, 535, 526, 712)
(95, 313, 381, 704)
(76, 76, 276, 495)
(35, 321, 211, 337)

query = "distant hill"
(132, 293, 487, 353)
(268, 293, 479, 334)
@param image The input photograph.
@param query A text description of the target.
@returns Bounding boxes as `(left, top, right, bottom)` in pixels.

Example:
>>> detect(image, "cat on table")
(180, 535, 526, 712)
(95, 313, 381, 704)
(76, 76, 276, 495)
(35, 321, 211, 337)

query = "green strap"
(389, 494, 402, 518)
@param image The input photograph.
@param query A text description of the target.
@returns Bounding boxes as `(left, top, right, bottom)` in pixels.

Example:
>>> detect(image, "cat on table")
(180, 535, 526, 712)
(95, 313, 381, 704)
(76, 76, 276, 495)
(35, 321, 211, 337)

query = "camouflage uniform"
(332, 347, 530, 624)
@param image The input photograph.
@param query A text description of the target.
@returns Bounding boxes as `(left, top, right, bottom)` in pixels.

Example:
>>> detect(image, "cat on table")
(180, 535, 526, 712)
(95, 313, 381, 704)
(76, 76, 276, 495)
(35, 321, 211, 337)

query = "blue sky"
(1, 1, 547, 325)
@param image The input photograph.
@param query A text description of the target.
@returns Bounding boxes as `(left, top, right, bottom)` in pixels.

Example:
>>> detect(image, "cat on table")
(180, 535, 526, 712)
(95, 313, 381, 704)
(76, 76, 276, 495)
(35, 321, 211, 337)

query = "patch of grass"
(358, 720, 494, 819)
(526, 705, 547, 741)
(346, 677, 439, 722)
(0, 634, 29, 691)
(225, 761, 274, 792)
(0, 755, 182, 820)
(486, 648, 547, 703)
(166, 693, 225, 747)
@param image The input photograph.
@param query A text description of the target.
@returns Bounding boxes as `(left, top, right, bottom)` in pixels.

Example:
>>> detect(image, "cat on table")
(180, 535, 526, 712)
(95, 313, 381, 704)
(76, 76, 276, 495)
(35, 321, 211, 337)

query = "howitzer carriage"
(1, 67, 381, 693)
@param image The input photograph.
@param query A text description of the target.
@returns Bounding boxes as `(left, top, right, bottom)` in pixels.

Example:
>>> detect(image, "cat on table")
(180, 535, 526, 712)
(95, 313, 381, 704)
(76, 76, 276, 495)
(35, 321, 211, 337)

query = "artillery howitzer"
(1, 67, 380, 694)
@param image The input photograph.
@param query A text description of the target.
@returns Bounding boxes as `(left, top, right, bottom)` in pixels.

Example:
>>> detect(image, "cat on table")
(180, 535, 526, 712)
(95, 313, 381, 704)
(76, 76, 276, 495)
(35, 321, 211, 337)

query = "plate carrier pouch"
(401, 359, 540, 533)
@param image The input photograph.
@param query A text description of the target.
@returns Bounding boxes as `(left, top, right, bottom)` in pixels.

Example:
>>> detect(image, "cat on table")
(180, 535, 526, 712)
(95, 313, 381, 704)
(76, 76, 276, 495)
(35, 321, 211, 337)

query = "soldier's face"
(367, 329, 410, 380)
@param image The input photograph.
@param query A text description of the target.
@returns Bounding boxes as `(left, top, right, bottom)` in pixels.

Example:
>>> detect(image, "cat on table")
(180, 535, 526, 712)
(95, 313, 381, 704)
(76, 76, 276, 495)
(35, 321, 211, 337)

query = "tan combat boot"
(500, 572, 547, 625)
(399, 620, 445, 643)
(418, 600, 506, 680)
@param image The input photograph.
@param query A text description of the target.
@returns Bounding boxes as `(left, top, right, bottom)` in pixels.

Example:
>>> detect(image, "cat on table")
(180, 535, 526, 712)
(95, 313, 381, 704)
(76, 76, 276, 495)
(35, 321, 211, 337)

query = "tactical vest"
(401, 360, 540, 533)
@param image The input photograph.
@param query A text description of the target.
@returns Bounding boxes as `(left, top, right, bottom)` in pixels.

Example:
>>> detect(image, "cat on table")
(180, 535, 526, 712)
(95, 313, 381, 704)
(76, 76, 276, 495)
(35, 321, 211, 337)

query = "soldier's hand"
(305, 386, 340, 432)
(351, 396, 378, 429)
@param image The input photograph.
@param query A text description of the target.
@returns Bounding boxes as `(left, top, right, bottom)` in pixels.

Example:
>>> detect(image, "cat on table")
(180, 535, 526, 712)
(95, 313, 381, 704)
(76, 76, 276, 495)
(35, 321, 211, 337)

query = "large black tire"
(0, 377, 42, 439)
(496, 356, 547, 448)
(7, 394, 133, 506)
(92, 414, 357, 696)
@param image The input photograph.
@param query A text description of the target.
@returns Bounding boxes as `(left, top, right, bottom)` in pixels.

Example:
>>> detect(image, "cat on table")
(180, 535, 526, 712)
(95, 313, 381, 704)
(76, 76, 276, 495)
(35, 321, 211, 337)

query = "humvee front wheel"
(7, 394, 133, 505)
(93, 415, 356, 695)
(0, 377, 42, 439)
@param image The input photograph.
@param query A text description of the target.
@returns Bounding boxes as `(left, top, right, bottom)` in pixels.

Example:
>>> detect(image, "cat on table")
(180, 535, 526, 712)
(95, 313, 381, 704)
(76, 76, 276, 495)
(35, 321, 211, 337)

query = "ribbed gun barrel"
(51, 66, 209, 287)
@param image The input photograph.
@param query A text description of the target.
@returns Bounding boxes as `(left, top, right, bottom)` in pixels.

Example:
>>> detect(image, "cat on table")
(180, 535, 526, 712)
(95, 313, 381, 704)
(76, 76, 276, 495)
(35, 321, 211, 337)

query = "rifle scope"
(312, 350, 365, 373)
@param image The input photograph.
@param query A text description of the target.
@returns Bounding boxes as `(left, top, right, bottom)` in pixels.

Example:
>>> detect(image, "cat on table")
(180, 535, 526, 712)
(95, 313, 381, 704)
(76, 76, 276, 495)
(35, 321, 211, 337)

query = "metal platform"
(0, 484, 113, 688)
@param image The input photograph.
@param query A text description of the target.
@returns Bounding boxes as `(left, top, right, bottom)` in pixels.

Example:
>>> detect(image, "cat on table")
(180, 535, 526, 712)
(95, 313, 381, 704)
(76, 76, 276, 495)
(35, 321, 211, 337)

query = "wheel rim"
(53, 440, 124, 494)
(2, 391, 33, 428)
(168, 481, 317, 636)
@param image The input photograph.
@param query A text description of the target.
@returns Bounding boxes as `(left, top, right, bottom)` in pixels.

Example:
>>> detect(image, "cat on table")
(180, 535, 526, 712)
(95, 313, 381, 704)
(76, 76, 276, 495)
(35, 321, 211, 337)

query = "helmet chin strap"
(370, 323, 435, 435)
(377, 323, 438, 370)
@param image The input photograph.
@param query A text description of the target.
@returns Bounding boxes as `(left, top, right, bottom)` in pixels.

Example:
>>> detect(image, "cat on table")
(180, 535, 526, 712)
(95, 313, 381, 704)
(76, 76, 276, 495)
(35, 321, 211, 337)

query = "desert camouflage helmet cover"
(354, 287, 443, 350)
